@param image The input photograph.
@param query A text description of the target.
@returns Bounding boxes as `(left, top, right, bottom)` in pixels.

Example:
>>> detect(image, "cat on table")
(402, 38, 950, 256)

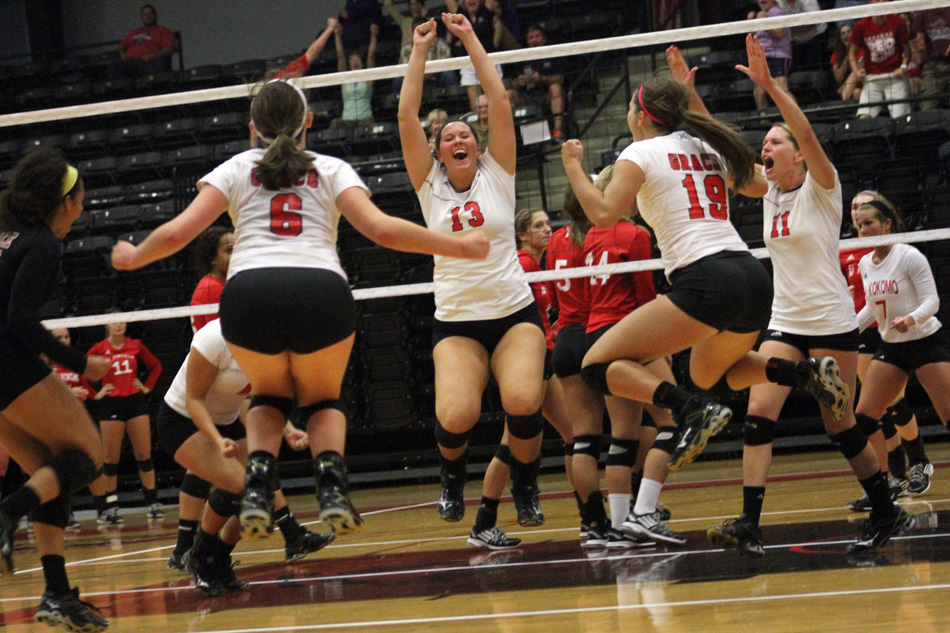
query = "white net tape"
(2, 0, 944, 329)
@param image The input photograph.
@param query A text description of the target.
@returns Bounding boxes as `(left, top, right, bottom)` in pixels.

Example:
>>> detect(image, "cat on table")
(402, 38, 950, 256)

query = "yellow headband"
(62, 165, 79, 196)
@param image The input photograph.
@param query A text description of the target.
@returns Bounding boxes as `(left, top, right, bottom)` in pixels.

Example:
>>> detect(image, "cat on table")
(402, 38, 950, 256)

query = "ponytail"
(254, 133, 313, 190)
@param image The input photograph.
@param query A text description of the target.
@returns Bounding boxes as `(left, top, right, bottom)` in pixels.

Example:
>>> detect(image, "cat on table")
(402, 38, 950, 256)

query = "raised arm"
(276, 18, 338, 79)
(561, 140, 642, 228)
(398, 18, 438, 189)
(367, 23, 379, 69)
(111, 185, 229, 270)
(666, 46, 709, 116)
(443, 12, 516, 174)
(737, 34, 834, 189)
(334, 21, 347, 72)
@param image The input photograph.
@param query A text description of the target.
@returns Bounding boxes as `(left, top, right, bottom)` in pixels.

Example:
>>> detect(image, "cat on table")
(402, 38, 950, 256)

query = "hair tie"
(61, 165, 79, 196)
(255, 79, 309, 146)
(637, 86, 666, 127)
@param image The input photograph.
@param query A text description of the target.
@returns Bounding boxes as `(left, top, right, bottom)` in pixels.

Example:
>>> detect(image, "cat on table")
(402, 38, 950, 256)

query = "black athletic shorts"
(0, 345, 51, 410)
(431, 303, 544, 356)
(762, 328, 860, 356)
(585, 323, 614, 351)
(156, 401, 245, 458)
(872, 330, 950, 373)
(553, 324, 586, 379)
(858, 327, 882, 354)
(220, 267, 356, 355)
(666, 251, 772, 334)
(543, 348, 554, 380)
(96, 393, 149, 422)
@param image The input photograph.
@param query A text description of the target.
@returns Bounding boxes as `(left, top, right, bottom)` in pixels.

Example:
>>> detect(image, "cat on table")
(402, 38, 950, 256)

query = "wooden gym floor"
(2, 444, 950, 632)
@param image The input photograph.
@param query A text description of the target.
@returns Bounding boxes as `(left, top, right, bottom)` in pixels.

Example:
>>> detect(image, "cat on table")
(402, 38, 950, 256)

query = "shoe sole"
(36, 611, 108, 633)
(285, 532, 336, 562)
(517, 517, 545, 527)
(607, 538, 657, 550)
(623, 522, 687, 545)
(815, 358, 849, 421)
(320, 507, 364, 534)
(668, 406, 732, 471)
(438, 507, 464, 522)
(239, 508, 274, 539)
(466, 537, 520, 550)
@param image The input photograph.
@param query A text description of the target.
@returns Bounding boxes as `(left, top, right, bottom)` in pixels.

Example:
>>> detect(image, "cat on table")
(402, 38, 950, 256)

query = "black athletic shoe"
(707, 514, 765, 557)
(438, 480, 465, 522)
(35, 587, 109, 632)
(668, 398, 732, 471)
(467, 526, 522, 550)
(284, 529, 336, 562)
(800, 357, 849, 421)
(167, 549, 189, 572)
(908, 462, 934, 496)
(318, 485, 364, 534)
(0, 512, 14, 575)
(215, 557, 249, 593)
(511, 485, 544, 527)
(191, 553, 228, 597)
(847, 507, 915, 554)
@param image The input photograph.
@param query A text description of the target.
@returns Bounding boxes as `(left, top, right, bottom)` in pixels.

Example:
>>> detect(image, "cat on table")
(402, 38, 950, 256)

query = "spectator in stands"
(831, 23, 864, 101)
(912, 8, 950, 110)
(336, 0, 383, 54)
(486, 0, 522, 50)
(748, 0, 793, 111)
(117, 4, 179, 77)
(331, 21, 378, 129)
(506, 24, 566, 142)
(448, 0, 505, 111)
(273, 19, 339, 80)
(849, 0, 910, 118)
(472, 94, 490, 147)
(425, 108, 450, 151)
(777, 0, 827, 68)
(395, 17, 458, 92)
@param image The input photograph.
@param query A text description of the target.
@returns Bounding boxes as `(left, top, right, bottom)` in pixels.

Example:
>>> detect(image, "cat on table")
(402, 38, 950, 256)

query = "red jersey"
(583, 222, 656, 333)
(840, 246, 877, 328)
(86, 338, 163, 397)
(191, 274, 225, 333)
(121, 25, 178, 60)
(545, 225, 589, 328)
(518, 249, 556, 350)
(51, 364, 93, 401)
(850, 14, 908, 75)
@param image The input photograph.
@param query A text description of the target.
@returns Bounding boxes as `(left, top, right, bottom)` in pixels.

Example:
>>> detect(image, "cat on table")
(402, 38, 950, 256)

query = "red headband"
(637, 86, 666, 127)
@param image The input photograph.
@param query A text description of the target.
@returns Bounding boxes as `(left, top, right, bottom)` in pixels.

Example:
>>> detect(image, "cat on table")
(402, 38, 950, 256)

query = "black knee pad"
(879, 416, 898, 441)
(884, 398, 914, 427)
(297, 399, 347, 424)
(507, 410, 543, 440)
(46, 449, 100, 496)
(743, 415, 777, 447)
(30, 496, 70, 529)
(581, 363, 612, 396)
(435, 420, 472, 450)
(573, 434, 601, 459)
(563, 442, 574, 457)
(207, 488, 242, 518)
(651, 428, 680, 455)
(136, 458, 154, 473)
(854, 413, 881, 438)
(606, 438, 639, 468)
(181, 472, 212, 499)
(493, 444, 512, 466)
(249, 395, 294, 420)
(830, 425, 869, 460)
(101, 462, 119, 477)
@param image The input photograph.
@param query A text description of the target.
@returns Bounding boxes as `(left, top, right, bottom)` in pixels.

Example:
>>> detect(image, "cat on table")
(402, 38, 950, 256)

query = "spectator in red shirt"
(86, 319, 163, 524)
(116, 4, 178, 77)
(849, 0, 910, 118)
(190, 226, 234, 334)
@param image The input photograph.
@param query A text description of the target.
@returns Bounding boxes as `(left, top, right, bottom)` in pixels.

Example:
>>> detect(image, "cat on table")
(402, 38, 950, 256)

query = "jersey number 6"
(270, 193, 303, 237)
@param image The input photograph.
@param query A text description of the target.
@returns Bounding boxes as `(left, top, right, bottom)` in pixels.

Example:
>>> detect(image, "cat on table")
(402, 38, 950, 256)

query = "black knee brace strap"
(884, 398, 914, 427)
(46, 449, 100, 496)
(181, 472, 212, 499)
(651, 428, 680, 455)
(435, 420, 472, 450)
(101, 462, 119, 477)
(830, 425, 869, 460)
(207, 488, 242, 518)
(249, 395, 294, 420)
(136, 458, 154, 473)
(563, 441, 574, 457)
(507, 410, 543, 440)
(743, 415, 777, 447)
(493, 444, 512, 465)
(30, 496, 70, 529)
(581, 363, 612, 396)
(573, 434, 601, 459)
(606, 438, 639, 468)
(298, 399, 347, 423)
(854, 413, 881, 438)
(879, 416, 898, 440)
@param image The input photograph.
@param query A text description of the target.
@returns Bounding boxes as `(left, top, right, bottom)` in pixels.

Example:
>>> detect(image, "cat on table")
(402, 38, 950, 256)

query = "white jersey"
(417, 150, 533, 321)
(762, 169, 857, 336)
(618, 132, 747, 279)
(199, 149, 369, 280)
(857, 243, 941, 343)
(163, 320, 249, 426)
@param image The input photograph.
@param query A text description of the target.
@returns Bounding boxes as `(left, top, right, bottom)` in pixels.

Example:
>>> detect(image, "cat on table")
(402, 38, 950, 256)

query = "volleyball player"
(398, 14, 546, 550)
